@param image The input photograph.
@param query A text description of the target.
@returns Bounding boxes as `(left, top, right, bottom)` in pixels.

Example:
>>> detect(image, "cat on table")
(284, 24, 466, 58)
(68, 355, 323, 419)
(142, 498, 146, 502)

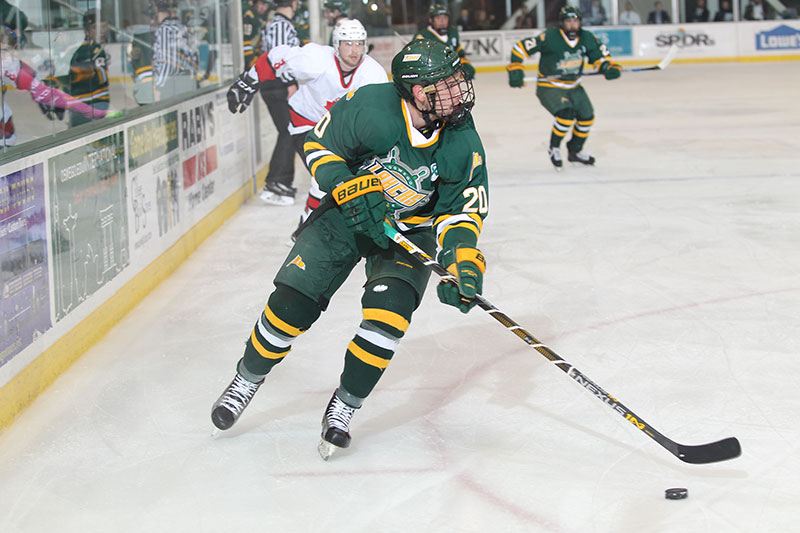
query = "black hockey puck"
(665, 488, 688, 500)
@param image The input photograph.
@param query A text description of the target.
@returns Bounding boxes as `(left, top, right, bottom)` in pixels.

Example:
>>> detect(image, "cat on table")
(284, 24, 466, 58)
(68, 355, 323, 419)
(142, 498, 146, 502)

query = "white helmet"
(332, 18, 367, 49)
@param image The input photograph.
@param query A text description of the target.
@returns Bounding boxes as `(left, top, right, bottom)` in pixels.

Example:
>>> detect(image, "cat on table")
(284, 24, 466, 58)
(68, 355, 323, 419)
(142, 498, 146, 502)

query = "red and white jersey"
(2, 55, 27, 89)
(254, 43, 388, 135)
(1, 100, 15, 146)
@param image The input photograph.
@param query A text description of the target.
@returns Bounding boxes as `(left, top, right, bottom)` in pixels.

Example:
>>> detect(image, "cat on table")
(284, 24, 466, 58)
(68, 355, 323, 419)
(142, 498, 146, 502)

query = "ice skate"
(317, 390, 357, 460)
(211, 373, 264, 430)
(568, 150, 595, 166)
(548, 146, 563, 170)
(259, 182, 296, 206)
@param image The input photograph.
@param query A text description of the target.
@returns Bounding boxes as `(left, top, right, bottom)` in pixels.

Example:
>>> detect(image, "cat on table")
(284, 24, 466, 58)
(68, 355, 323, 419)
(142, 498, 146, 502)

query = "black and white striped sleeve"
(262, 17, 299, 49)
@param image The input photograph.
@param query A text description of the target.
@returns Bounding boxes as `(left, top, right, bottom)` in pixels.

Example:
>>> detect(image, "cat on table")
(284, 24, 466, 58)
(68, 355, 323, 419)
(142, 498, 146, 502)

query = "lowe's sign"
(756, 25, 800, 50)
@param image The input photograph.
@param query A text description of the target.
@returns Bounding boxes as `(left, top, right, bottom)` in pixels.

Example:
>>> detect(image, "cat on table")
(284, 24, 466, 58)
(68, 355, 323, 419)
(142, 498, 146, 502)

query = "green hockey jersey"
(64, 41, 109, 105)
(510, 27, 611, 89)
(304, 83, 488, 250)
(413, 26, 469, 62)
(242, 8, 268, 68)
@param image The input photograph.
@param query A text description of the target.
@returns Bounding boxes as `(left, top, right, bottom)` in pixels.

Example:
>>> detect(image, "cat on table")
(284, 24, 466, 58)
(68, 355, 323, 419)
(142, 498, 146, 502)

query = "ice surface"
(1, 62, 799, 532)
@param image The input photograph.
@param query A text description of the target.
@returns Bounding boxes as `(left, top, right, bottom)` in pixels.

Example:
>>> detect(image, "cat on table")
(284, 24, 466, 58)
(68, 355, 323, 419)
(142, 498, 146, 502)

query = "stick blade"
(657, 45, 678, 70)
(674, 437, 741, 464)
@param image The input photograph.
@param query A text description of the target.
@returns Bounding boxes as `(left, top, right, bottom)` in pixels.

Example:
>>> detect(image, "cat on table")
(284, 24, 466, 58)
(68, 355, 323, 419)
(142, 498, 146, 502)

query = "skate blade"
(317, 439, 341, 461)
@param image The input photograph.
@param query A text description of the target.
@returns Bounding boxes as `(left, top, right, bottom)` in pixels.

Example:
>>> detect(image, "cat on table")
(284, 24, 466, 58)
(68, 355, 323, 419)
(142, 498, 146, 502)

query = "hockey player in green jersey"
(242, 0, 270, 68)
(413, 3, 474, 80)
(507, 6, 621, 169)
(47, 10, 110, 126)
(213, 39, 488, 460)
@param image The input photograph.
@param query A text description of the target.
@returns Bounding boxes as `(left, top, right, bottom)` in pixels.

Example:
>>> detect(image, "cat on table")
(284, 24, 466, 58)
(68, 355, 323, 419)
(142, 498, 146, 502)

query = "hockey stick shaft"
(523, 45, 678, 82)
(383, 221, 740, 464)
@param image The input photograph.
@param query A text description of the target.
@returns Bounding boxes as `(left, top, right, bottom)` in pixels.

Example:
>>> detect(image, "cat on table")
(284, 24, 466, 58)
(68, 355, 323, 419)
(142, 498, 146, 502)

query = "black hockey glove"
(506, 63, 525, 88)
(333, 173, 389, 250)
(38, 102, 65, 121)
(600, 61, 622, 80)
(437, 246, 485, 313)
(227, 71, 258, 113)
(38, 77, 65, 121)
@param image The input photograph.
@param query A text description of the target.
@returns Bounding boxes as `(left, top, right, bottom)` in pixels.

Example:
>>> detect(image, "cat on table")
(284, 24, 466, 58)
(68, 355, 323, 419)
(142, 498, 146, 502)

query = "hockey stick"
(383, 221, 741, 465)
(523, 45, 678, 82)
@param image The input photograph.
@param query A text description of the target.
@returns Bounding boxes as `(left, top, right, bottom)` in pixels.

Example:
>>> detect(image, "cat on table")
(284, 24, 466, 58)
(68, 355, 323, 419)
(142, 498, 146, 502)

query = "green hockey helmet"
(559, 5, 582, 21)
(324, 0, 349, 13)
(429, 3, 449, 17)
(391, 39, 474, 126)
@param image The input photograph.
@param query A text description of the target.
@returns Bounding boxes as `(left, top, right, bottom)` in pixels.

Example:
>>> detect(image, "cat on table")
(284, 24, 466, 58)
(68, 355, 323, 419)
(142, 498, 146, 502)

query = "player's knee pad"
(360, 278, 415, 340)
(244, 284, 321, 369)
(555, 108, 576, 121)
(264, 284, 321, 335)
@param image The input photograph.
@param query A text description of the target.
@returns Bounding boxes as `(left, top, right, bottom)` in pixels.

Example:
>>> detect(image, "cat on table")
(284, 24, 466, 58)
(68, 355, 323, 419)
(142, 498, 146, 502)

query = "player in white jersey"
(226, 19, 388, 238)
(1, 25, 114, 147)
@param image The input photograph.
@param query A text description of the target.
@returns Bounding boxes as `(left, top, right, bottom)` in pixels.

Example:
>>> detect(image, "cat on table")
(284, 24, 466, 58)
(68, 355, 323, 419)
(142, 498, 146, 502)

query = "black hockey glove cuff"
(227, 71, 258, 114)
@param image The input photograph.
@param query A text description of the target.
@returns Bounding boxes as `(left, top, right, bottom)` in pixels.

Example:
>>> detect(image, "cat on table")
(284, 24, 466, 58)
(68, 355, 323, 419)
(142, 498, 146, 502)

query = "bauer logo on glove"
(332, 175, 382, 204)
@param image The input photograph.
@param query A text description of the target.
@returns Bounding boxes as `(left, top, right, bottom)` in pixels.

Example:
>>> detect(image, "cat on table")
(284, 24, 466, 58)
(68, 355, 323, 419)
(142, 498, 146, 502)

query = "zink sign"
(756, 25, 800, 50)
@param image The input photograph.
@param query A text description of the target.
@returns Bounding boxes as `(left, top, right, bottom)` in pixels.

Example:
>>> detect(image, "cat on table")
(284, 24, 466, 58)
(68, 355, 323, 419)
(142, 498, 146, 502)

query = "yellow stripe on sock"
(264, 305, 303, 337)
(362, 308, 409, 333)
(348, 340, 390, 369)
(251, 330, 290, 360)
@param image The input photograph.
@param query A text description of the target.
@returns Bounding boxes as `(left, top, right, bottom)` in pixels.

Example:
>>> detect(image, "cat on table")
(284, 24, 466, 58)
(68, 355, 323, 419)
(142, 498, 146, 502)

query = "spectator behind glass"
(0, 0, 27, 46)
(456, 8, 472, 31)
(744, 0, 775, 19)
(647, 1, 672, 23)
(687, 0, 710, 21)
(714, 0, 734, 20)
(619, 1, 642, 24)
(585, 0, 607, 25)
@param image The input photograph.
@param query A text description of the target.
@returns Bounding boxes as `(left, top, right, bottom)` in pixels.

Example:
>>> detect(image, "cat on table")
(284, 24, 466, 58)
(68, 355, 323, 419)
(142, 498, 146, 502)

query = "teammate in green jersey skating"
(507, 6, 622, 169)
(413, 3, 474, 80)
(212, 39, 489, 460)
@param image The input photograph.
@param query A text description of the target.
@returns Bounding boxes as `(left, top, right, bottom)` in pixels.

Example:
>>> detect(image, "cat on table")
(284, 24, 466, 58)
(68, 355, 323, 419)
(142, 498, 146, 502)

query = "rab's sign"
(756, 25, 800, 50)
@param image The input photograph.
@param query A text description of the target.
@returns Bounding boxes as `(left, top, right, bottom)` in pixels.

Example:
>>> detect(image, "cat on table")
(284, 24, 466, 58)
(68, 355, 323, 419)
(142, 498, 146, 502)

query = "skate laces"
(220, 374, 261, 413)
(326, 395, 355, 432)
(548, 146, 562, 160)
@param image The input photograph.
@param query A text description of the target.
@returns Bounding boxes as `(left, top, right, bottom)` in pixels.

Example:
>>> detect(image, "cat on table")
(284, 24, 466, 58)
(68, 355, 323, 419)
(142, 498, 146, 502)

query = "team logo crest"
(557, 51, 584, 74)
(361, 146, 434, 215)
(287, 255, 306, 270)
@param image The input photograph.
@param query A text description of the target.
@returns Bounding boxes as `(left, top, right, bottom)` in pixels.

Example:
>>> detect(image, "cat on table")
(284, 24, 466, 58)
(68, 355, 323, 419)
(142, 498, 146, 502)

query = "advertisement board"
(48, 133, 129, 323)
(633, 23, 737, 59)
(738, 21, 800, 56)
(0, 164, 50, 366)
(126, 111, 182, 257)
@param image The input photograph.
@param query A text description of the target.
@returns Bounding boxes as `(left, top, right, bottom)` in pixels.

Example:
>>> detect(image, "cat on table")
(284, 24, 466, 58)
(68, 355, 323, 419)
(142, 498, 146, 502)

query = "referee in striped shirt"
(152, 0, 198, 101)
(258, 0, 301, 206)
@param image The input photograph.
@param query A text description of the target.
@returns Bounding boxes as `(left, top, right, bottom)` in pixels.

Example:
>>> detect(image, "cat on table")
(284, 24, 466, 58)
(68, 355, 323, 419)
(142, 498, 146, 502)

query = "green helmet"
(324, 0, 349, 14)
(391, 39, 474, 126)
(429, 3, 449, 17)
(559, 5, 582, 22)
